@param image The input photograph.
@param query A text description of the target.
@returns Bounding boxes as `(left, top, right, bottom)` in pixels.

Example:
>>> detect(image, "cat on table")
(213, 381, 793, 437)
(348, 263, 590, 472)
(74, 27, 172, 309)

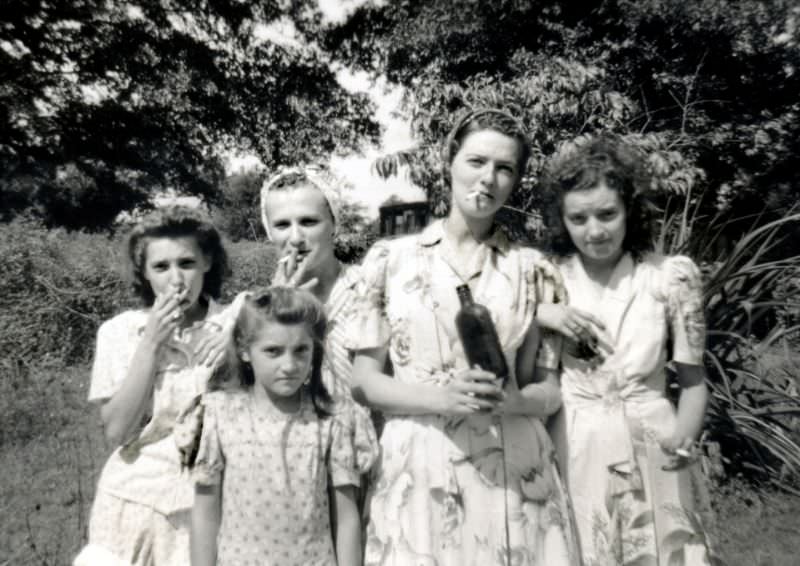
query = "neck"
(444, 208, 495, 247)
(178, 298, 208, 327)
(305, 256, 341, 303)
(254, 383, 302, 415)
(579, 250, 625, 282)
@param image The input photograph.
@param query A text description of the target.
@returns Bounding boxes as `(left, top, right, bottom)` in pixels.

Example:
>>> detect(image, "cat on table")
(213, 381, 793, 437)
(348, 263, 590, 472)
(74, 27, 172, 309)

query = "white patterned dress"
(193, 387, 378, 566)
(349, 220, 580, 566)
(549, 253, 723, 566)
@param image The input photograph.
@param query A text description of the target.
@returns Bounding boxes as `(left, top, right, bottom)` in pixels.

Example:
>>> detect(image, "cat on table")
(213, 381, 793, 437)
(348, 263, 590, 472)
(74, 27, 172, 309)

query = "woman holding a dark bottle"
(349, 109, 578, 566)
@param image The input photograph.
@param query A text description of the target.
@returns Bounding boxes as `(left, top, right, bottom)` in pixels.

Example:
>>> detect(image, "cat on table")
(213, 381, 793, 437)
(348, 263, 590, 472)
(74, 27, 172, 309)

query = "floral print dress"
(349, 220, 579, 566)
(549, 253, 724, 566)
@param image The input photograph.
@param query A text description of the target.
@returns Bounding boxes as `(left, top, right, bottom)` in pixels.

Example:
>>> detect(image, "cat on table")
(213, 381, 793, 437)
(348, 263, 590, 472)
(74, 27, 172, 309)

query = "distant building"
(379, 200, 430, 237)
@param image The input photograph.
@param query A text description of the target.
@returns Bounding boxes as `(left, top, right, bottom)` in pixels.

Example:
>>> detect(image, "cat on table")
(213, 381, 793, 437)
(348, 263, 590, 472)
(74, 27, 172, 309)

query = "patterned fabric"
(77, 490, 191, 566)
(321, 263, 381, 469)
(193, 387, 377, 566)
(549, 253, 722, 566)
(348, 220, 579, 566)
(80, 299, 228, 565)
(87, 299, 227, 514)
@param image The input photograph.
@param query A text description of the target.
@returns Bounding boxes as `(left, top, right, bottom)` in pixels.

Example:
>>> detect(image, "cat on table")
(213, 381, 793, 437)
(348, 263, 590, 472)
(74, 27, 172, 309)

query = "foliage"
(663, 208, 800, 481)
(321, 0, 800, 231)
(1, 0, 380, 230)
(333, 198, 380, 263)
(211, 169, 267, 242)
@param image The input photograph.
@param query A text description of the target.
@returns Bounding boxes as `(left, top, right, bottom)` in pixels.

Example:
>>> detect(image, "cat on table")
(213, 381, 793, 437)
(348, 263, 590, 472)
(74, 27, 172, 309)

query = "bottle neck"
(456, 284, 474, 307)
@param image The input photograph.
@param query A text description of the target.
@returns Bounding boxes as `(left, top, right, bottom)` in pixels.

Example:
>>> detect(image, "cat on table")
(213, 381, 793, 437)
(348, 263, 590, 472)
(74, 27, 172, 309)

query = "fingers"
(194, 333, 229, 367)
(298, 277, 319, 291)
(453, 366, 499, 383)
(573, 309, 605, 331)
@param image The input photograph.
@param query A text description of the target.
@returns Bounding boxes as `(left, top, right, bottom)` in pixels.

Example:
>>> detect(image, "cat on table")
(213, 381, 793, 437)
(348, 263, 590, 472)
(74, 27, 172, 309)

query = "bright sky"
(230, 0, 426, 219)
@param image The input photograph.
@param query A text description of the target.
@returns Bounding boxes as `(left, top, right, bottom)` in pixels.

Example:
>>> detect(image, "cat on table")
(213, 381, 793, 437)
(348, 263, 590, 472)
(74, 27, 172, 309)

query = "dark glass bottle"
(454, 284, 509, 386)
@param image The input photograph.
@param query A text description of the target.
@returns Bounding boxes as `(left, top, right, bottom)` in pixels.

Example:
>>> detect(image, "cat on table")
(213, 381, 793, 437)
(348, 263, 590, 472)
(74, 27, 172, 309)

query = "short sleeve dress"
(548, 253, 722, 566)
(348, 220, 579, 566)
(193, 387, 377, 566)
(87, 300, 229, 513)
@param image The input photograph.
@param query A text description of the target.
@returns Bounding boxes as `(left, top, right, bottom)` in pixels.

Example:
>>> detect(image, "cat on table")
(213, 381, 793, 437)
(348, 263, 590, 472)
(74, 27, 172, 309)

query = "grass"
(1, 359, 799, 565)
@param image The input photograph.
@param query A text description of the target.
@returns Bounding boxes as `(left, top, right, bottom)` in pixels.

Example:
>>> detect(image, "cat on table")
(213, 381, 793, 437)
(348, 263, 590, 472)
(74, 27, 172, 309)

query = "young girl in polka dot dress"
(190, 287, 377, 566)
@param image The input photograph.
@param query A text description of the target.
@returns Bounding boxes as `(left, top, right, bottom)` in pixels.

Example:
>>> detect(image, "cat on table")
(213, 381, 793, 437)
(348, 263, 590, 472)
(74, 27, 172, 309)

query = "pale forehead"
(251, 319, 313, 344)
(145, 236, 203, 260)
(457, 129, 521, 163)
(562, 182, 623, 212)
(263, 185, 332, 219)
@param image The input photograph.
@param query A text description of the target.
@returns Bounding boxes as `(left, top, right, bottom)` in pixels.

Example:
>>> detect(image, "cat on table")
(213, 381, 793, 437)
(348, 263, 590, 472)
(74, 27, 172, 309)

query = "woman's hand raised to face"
(142, 291, 182, 347)
(434, 367, 504, 416)
(273, 248, 319, 291)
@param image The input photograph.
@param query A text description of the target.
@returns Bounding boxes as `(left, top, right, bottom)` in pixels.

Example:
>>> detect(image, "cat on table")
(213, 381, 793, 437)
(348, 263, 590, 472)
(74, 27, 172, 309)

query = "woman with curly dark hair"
(537, 135, 722, 565)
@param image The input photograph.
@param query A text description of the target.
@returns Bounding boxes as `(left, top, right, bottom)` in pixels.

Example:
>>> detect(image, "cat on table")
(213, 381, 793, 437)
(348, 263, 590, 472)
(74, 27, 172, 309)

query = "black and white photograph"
(2, 1, 799, 565)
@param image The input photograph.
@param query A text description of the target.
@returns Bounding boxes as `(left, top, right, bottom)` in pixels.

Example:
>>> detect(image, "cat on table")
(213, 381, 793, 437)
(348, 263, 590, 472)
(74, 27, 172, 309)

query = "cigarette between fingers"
(278, 255, 291, 264)
(675, 448, 692, 458)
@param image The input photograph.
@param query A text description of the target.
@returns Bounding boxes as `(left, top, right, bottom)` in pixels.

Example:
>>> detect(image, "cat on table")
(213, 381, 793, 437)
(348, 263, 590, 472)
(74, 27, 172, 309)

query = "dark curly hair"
(220, 286, 332, 418)
(539, 134, 656, 260)
(125, 205, 230, 305)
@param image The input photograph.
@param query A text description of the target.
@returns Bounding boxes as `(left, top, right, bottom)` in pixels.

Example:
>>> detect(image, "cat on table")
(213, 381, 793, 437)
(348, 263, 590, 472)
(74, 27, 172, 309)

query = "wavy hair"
(125, 205, 229, 305)
(539, 134, 656, 260)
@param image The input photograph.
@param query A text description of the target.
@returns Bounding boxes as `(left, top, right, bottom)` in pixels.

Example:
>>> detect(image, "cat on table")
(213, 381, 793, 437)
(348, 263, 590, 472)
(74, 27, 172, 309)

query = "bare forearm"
(333, 487, 360, 566)
(674, 381, 709, 441)
(191, 488, 221, 566)
(100, 341, 159, 446)
(502, 369, 562, 418)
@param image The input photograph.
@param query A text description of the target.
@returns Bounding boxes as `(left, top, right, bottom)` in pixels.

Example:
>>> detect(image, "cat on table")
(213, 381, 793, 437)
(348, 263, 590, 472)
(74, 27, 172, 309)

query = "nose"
(479, 164, 496, 187)
(167, 265, 185, 286)
(281, 353, 301, 375)
(586, 218, 607, 240)
(287, 222, 304, 246)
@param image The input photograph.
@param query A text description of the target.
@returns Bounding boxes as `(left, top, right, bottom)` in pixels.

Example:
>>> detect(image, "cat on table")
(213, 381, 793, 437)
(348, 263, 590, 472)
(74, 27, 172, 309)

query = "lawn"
(1, 361, 799, 565)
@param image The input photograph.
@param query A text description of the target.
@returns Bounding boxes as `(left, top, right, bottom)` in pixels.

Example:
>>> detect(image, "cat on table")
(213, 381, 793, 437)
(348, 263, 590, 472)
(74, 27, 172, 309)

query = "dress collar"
(416, 218, 511, 256)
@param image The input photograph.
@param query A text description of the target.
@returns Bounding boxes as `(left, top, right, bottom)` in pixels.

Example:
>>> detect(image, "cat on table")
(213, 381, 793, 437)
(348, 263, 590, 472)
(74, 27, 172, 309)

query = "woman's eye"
(567, 215, 586, 225)
(300, 218, 320, 227)
(263, 347, 282, 356)
(179, 260, 197, 269)
(600, 210, 618, 220)
(150, 262, 168, 271)
(272, 221, 290, 230)
(295, 344, 311, 355)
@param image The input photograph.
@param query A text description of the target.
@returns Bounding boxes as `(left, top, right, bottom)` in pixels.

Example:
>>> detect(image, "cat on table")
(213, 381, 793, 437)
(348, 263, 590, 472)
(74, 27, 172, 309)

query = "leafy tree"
(1, 0, 379, 230)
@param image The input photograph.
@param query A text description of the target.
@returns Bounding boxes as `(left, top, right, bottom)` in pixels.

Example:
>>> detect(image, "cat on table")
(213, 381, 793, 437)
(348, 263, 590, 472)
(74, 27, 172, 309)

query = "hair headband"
(260, 166, 342, 240)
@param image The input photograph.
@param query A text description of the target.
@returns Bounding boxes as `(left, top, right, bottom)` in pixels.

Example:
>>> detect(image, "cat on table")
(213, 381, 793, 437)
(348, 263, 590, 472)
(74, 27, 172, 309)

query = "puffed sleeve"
(88, 312, 141, 403)
(664, 256, 706, 365)
(328, 402, 379, 488)
(529, 256, 567, 370)
(345, 240, 393, 352)
(192, 392, 225, 486)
